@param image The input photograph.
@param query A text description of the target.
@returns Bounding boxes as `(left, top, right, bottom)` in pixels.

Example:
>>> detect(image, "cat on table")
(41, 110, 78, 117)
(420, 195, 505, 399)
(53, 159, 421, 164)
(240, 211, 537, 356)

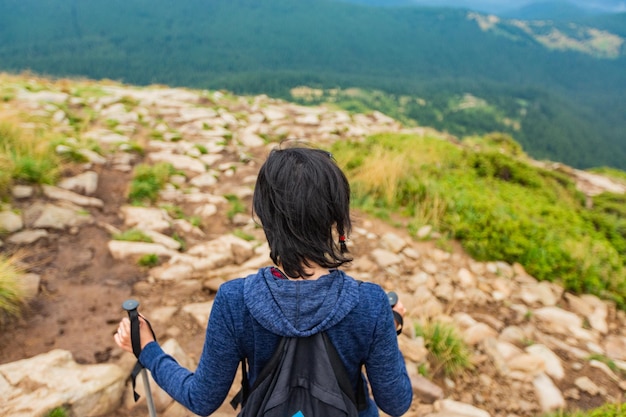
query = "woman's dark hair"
(253, 145, 352, 278)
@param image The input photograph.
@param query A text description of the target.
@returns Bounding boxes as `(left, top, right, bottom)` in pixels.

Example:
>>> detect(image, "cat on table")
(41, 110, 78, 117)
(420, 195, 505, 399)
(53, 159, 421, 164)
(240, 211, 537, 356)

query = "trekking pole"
(123, 299, 157, 417)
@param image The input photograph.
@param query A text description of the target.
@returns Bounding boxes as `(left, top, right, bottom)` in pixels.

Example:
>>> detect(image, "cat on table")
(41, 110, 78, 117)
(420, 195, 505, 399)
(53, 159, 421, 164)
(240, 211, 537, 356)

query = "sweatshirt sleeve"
(139, 286, 242, 416)
(364, 289, 413, 416)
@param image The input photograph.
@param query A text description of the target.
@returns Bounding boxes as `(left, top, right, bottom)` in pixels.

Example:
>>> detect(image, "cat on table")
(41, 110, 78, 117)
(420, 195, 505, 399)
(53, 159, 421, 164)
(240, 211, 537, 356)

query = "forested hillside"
(0, 0, 625, 169)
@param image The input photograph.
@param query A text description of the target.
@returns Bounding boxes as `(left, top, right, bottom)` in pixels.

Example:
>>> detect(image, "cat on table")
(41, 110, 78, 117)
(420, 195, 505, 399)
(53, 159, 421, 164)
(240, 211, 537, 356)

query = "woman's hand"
(392, 300, 406, 318)
(113, 315, 155, 354)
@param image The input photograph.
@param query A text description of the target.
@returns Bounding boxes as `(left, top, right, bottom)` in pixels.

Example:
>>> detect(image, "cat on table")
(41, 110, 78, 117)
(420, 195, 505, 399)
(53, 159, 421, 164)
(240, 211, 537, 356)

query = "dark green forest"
(0, 0, 625, 169)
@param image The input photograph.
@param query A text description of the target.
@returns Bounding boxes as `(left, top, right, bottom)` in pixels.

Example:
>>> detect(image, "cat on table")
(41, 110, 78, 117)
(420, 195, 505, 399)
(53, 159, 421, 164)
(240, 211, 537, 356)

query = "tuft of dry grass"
(0, 254, 27, 324)
(350, 145, 410, 206)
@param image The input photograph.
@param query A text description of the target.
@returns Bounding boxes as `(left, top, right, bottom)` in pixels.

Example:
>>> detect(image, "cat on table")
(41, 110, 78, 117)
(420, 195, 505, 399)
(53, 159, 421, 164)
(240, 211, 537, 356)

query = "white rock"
(533, 373, 565, 412)
(456, 268, 476, 288)
(121, 206, 171, 232)
(381, 232, 407, 254)
(11, 185, 34, 199)
(42, 185, 103, 208)
(189, 172, 218, 188)
(463, 323, 498, 345)
(0, 349, 125, 417)
(370, 248, 403, 267)
(526, 344, 564, 380)
(148, 151, 206, 173)
(58, 171, 99, 196)
(150, 263, 194, 281)
(533, 307, 583, 333)
(0, 211, 23, 233)
(439, 399, 490, 417)
(575, 376, 603, 396)
(107, 241, 177, 261)
(182, 301, 214, 327)
(7, 229, 49, 245)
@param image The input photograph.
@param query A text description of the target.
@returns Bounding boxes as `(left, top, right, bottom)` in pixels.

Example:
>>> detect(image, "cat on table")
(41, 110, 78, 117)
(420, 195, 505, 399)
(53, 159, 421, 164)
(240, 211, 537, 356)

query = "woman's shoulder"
(347, 277, 388, 309)
(216, 268, 267, 298)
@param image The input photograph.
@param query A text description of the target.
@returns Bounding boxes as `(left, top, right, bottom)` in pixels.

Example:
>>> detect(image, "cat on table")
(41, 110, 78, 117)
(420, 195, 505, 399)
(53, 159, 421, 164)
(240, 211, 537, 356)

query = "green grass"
(331, 132, 626, 308)
(414, 321, 472, 377)
(138, 254, 159, 267)
(225, 194, 246, 220)
(46, 407, 69, 417)
(544, 403, 626, 417)
(0, 255, 26, 324)
(128, 162, 176, 206)
(112, 229, 153, 243)
(233, 229, 255, 242)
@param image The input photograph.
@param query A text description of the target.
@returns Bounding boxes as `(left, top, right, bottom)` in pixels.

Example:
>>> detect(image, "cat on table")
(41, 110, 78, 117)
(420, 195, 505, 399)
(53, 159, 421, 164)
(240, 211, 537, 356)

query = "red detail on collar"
(271, 267, 288, 279)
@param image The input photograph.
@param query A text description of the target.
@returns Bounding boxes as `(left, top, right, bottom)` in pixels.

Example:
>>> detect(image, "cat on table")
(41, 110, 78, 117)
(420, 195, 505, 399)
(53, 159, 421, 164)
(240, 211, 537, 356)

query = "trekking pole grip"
(123, 299, 143, 359)
(387, 291, 403, 336)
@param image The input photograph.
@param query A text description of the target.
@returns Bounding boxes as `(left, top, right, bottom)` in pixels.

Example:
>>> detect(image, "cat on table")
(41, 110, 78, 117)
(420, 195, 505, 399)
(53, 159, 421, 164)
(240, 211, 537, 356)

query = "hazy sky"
(408, 0, 626, 13)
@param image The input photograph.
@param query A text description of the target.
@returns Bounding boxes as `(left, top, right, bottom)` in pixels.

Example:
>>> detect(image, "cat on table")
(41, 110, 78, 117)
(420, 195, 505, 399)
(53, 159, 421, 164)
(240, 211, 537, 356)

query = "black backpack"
(231, 332, 367, 417)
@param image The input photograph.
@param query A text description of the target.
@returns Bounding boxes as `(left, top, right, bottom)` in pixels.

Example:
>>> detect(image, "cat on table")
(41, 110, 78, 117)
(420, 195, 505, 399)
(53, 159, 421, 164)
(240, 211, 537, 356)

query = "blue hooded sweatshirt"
(139, 267, 412, 416)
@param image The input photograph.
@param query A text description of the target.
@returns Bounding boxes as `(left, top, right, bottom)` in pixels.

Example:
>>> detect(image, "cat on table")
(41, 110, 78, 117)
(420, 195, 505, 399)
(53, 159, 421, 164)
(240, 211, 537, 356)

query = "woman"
(114, 145, 412, 416)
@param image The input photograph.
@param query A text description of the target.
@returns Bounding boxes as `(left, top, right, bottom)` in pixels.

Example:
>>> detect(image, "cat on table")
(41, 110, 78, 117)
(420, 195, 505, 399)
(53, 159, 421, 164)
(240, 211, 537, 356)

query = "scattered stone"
(0, 210, 23, 233)
(575, 376, 603, 396)
(11, 185, 34, 199)
(410, 374, 444, 404)
(107, 240, 177, 261)
(20, 273, 41, 299)
(182, 301, 214, 327)
(58, 171, 99, 195)
(526, 344, 564, 380)
(42, 185, 103, 208)
(0, 349, 125, 417)
(7, 229, 49, 245)
(533, 373, 565, 412)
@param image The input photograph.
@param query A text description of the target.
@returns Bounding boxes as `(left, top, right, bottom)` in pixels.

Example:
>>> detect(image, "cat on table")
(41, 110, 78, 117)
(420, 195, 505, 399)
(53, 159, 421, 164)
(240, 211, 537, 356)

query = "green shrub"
(128, 162, 175, 206)
(414, 321, 472, 376)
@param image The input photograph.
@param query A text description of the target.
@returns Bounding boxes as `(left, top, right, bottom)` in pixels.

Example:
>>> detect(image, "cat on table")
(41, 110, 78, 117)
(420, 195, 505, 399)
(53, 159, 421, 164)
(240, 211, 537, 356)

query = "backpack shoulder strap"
(321, 331, 367, 411)
(230, 336, 289, 410)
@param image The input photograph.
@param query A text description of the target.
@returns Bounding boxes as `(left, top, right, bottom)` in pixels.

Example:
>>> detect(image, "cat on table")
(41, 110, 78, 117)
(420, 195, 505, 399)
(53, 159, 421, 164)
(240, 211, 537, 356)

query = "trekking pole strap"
(392, 310, 403, 336)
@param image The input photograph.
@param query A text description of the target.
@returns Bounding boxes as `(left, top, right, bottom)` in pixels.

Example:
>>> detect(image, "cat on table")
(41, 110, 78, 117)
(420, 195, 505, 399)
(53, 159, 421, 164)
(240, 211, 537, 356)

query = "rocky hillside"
(0, 73, 626, 417)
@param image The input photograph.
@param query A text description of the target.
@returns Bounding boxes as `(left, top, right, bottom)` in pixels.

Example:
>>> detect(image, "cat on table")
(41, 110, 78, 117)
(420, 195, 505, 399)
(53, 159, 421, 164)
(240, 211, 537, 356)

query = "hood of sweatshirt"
(243, 267, 360, 337)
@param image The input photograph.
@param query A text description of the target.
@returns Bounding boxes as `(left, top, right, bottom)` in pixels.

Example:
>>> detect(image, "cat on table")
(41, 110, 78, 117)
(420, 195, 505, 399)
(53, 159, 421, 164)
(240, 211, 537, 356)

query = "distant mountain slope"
(500, 1, 600, 20)
(0, 0, 624, 169)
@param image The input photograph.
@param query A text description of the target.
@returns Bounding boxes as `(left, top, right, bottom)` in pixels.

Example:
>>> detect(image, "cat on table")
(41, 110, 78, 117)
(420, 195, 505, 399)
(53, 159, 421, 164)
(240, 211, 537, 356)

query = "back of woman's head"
(253, 145, 352, 278)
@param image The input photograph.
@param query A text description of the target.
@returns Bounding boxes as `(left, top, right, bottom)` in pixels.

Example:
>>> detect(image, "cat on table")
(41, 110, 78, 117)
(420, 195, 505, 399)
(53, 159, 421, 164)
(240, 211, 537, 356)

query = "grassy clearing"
(331, 132, 626, 308)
